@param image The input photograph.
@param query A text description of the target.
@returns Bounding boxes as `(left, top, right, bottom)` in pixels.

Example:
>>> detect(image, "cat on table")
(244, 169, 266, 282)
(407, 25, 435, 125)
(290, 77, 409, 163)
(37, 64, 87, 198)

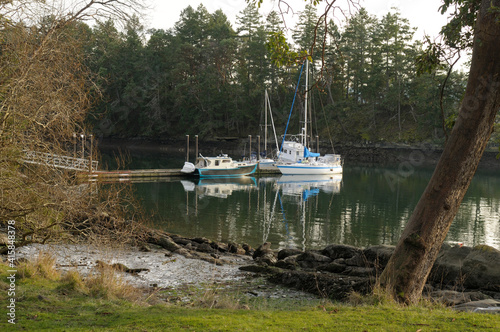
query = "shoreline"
(9, 229, 500, 312)
(97, 137, 500, 170)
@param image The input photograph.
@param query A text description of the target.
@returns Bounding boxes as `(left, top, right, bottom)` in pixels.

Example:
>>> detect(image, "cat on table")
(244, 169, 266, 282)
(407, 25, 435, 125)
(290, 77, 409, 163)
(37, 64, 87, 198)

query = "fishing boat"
(276, 60, 343, 175)
(181, 154, 257, 178)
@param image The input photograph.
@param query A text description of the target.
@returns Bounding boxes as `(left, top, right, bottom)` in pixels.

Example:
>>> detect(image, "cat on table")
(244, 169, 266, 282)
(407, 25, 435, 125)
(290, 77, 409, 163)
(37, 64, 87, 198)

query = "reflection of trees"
(451, 173, 500, 247)
(131, 167, 500, 250)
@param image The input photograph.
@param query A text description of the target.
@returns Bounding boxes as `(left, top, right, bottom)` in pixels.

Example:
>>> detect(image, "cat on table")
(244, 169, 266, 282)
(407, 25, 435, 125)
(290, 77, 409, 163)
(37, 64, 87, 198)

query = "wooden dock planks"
(78, 167, 279, 182)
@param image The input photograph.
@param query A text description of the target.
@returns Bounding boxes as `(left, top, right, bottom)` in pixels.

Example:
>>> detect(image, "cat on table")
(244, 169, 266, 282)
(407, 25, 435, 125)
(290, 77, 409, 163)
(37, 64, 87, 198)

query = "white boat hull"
(258, 159, 278, 171)
(277, 163, 342, 175)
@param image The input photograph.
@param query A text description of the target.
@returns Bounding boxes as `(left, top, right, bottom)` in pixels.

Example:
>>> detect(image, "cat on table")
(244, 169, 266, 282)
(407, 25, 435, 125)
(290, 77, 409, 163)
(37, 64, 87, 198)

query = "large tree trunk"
(379, 0, 500, 304)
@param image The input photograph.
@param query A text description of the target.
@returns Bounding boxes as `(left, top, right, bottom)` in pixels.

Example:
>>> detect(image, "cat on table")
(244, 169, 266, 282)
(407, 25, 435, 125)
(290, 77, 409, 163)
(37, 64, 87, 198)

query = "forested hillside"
(84, 4, 468, 143)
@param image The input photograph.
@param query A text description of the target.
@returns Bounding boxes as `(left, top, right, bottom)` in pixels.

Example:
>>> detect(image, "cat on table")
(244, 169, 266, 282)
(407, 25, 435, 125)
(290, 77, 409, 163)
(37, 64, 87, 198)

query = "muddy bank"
(97, 138, 500, 170)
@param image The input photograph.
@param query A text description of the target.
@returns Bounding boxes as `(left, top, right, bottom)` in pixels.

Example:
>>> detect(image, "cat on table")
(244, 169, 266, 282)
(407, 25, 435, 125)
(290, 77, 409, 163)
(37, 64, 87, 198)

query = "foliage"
(0, 1, 148, 251)
(82, 5, 467, 144)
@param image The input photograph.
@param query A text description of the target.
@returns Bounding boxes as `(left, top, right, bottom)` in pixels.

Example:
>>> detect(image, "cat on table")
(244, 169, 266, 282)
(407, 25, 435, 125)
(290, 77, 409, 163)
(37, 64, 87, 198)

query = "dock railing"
(22, 150, 99, 172)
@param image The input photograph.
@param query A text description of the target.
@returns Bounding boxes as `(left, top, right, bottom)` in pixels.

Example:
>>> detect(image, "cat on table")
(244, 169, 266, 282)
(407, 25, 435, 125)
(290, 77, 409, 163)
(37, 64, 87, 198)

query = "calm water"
(125, 157, 500, 251)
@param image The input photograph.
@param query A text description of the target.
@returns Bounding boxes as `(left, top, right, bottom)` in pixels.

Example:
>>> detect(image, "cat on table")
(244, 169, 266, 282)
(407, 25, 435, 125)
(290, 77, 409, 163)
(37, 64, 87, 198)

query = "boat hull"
(196, 163, 257, 178)
(258, 159, 278, 171)
(277, 164, 342, 175)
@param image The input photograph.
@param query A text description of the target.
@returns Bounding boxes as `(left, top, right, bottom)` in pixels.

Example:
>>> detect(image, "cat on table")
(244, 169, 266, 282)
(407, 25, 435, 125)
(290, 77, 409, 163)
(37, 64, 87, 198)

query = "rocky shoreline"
(12, 230, 500, 313)
(244, 242, 500, 312)
(137, 231, 500, 312)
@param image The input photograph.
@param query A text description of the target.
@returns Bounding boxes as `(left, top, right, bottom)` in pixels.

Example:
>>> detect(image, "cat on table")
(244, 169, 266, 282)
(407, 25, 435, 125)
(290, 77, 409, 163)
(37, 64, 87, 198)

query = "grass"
(1, 257, 499, 331)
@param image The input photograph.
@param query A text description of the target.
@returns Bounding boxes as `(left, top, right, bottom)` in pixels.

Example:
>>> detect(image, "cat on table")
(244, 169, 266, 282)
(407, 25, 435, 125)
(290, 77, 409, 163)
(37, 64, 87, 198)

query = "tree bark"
(379, 0, 500, 304)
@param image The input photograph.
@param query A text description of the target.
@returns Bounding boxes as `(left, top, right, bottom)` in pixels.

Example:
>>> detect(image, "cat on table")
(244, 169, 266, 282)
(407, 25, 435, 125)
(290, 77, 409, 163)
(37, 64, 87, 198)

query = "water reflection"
(132, 167, 500, 251)
(181, 177, 257, 199)
(274, 175, 343, 250)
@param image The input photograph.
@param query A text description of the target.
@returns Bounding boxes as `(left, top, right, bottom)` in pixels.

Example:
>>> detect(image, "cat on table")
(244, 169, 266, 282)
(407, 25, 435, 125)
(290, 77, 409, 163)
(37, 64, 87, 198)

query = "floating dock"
(79, 168, 279, 182)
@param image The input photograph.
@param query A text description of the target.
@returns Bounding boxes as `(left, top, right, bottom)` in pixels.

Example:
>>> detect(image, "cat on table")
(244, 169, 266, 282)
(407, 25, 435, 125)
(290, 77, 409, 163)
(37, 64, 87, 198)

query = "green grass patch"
(1, 261, 498, 331)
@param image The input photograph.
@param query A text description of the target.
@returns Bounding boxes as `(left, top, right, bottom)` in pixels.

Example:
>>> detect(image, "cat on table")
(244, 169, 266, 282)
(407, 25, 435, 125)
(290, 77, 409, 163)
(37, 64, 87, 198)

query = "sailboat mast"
(264, 89, 268, 158)
(304, 60, 309, 149)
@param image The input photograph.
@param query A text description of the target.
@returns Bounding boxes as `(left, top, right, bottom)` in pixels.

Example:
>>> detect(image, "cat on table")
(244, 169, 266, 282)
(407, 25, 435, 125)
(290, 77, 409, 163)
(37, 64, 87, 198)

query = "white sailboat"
(258, 89, 279, 171)
(276, 60, 342, 175)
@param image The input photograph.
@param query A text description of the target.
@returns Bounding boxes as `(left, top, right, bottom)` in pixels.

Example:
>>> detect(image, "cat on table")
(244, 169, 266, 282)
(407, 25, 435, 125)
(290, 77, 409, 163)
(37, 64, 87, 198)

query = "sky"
(145, 0, 451, 42)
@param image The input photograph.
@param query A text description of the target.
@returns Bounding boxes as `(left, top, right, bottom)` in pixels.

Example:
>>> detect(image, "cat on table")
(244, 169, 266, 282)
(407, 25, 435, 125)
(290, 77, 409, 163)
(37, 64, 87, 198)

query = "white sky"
(145, 0, 451, 42)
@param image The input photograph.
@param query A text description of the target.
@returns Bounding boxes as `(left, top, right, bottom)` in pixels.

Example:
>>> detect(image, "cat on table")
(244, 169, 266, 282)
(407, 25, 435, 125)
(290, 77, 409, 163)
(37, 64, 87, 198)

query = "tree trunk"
(379, 0, 500, 304)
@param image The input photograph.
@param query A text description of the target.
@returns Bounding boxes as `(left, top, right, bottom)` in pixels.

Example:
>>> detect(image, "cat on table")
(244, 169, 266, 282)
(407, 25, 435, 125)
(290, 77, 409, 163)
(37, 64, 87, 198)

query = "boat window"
(215, 160, 220, 166)
(284, 149, 287, 154)
(289, 150, 292, 155)
(222, 160, 231, 163)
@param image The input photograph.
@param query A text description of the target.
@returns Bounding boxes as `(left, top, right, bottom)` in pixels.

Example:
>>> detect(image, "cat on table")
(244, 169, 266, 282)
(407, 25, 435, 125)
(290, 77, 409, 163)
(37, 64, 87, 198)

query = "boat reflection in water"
(260, 174, 343, 250)
(276, 174, 342, 201)
(181, 176, 257, 199)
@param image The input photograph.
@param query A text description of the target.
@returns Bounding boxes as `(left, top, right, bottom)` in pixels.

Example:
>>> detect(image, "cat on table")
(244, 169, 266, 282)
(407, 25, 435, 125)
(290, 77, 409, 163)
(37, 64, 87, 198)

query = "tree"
(249, 0, 500, 304)
(0, 0, 147, 249)
(379, 0, 500, 304)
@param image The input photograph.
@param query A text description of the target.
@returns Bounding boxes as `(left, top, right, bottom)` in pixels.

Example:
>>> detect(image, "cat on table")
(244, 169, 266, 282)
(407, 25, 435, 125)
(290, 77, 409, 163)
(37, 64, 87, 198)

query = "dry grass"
(348, 286, 398, 307)
(83, 262, 142, 301)
(16, 251, 60, 281)
(191, 285, 248, 310)
(17, 251, 143, 302)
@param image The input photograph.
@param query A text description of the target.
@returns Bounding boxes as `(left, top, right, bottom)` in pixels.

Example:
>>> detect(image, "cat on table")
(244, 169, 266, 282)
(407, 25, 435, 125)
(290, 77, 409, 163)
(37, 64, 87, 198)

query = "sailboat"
(276, 60, 342, 175)
(258, 89, 280, 171)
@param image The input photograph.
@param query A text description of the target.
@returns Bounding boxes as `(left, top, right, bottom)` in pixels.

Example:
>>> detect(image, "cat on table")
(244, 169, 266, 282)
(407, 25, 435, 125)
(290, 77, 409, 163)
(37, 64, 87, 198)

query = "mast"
(304, 60, 309, 149)
(264, 89, 268, 158)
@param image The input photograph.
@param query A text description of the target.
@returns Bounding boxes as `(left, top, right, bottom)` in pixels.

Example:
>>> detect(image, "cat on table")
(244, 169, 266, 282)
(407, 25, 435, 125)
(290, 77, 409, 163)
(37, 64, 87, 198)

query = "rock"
(345, 255, 366, 267)
(362, 245, 395, 268)
(197, 243, 214, 253)
(453, 299, 500, 313)
(253, 242, 273, 259)
(175, 248, 193, 258)
(278, 248, 303, 261)
(430, 290, 491, 306)
(239, 265, 274, 274)
(192, 237, 210, 244)
(150, 235, 181, 252)
(171, 237, 192, 246)
(296, 251, 332, 269)
(242, 243, 254, 256)
(344, 266, 376, 277)
(275, 255, 300, 269)
(268, 269, 371, 301)
(228, 242, 246, 255)
(256, 252, 278, 266)
(318, 262, 346, 274)
(430, 245, 500, 292)
(214, 242, 228, 253)
(322, 244, 362, 260)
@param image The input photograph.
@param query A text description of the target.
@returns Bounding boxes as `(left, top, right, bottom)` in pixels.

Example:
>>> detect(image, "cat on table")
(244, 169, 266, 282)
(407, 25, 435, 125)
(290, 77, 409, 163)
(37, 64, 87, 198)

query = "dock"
(79, 168, 280, 182)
